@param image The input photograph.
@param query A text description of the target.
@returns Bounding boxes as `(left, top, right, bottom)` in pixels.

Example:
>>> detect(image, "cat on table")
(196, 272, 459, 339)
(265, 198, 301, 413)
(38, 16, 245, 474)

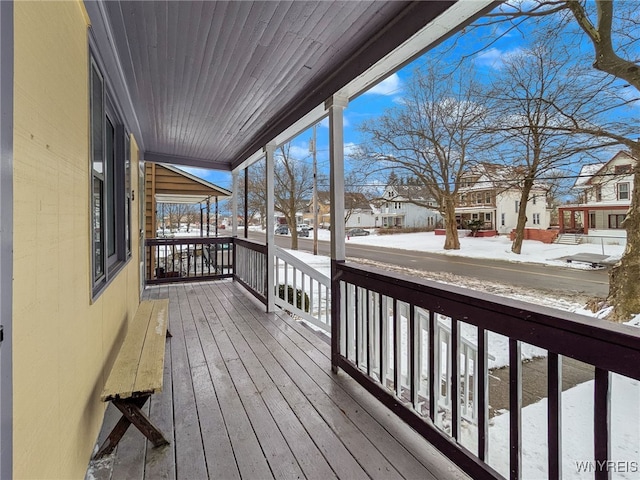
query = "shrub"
(278, 284, 310, 312)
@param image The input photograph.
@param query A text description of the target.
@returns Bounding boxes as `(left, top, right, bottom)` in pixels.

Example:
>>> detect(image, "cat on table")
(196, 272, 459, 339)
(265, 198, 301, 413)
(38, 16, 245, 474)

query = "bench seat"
(95, 299, 170, 458)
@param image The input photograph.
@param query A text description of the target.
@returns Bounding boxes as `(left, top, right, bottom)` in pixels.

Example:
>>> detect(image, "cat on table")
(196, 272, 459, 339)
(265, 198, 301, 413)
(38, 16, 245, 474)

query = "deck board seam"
(214, 282, 409, 479)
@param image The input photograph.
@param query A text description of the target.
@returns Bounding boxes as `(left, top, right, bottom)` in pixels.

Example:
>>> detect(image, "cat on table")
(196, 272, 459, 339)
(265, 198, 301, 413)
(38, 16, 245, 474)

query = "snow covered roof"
(573, 163, 605, 189)
(459, 163, 548, 191)
(572, 151, 636, 190)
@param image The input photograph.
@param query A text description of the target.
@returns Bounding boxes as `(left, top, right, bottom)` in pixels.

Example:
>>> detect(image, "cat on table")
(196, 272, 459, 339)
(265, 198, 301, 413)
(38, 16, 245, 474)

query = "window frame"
(608, 214, 626, 229)
(532, 213, 540, 225)
(617, 182, 630, 201)
(90, 52, 132, 298)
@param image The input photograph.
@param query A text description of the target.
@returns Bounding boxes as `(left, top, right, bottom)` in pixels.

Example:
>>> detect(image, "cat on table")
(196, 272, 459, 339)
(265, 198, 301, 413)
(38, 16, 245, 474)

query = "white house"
(380, 185, 442, 229)
(559, 150, 636, 243)
(456, 163, 551, 235)
(304, 192, 378, 229)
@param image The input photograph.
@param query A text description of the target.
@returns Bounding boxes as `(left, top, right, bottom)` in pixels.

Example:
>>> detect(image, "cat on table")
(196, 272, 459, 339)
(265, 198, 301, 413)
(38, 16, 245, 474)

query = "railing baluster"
(547, 352, 562, 480)
(355, 285, 360, 368)
(380, 295, 386, 389)
(478, 327, 488, 462)
(366, 289, 371, 377)
(428, 310, 436, 421)
(594, 367, 610, 480)
(410, 305, 419, 410)
(509, 338, 522, 480)
(451, 318, 460, 440)
(393, 299, 400, 397)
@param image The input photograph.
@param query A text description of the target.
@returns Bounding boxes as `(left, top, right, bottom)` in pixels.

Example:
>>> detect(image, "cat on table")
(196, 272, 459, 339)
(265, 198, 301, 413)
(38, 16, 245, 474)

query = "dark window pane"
(91, 66, 103, 176)
(93, 176, 104, 279)
(106, 117, 116, 257)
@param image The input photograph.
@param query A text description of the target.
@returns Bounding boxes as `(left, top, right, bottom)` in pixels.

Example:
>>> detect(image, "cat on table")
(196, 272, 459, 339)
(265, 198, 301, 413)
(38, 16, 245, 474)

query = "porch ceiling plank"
(94, 1, 474, 171)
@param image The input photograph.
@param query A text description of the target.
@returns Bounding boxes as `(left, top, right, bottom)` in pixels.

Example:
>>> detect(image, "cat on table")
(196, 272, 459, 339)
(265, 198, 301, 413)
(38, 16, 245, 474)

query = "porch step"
(554, 233, 583, 245)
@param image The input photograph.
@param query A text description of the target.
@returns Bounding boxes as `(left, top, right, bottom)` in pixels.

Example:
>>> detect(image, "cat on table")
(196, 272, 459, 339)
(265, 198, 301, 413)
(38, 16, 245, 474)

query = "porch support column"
(583, 208, 589, 234)
(559, 208, 565, 233)
(265, 142, 276, 312)
(326, 94, 348, 374)
(327, 94, 348, 261)
(231, 171, 238, 237)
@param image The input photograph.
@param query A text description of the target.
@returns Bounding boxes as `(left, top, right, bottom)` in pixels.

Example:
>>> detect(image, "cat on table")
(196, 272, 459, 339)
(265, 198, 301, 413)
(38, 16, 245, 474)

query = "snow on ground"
(340, 229, 624, 269)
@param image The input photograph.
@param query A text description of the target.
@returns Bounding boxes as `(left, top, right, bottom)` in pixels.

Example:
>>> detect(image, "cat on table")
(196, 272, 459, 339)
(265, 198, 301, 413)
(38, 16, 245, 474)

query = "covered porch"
(85, 2, 640, 479)
(88, 280, 467, 480)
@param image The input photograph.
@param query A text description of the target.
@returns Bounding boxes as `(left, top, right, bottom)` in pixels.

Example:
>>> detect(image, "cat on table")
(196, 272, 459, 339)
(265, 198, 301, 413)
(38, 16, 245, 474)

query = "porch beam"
(231, 171, 238, 237)
(327, 94, 348, 262)
(265, 142, 276, 312)
(144, 151, 231, 171)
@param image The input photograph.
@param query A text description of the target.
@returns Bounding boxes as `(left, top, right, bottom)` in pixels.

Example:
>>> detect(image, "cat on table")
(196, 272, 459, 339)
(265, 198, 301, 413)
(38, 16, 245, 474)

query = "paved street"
(248, 232, 610, 298)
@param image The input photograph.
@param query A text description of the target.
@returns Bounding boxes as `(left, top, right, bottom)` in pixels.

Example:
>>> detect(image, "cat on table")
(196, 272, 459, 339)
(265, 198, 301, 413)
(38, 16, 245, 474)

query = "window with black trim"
(608, 214, 626, 229)
(90, 57, 131, 295)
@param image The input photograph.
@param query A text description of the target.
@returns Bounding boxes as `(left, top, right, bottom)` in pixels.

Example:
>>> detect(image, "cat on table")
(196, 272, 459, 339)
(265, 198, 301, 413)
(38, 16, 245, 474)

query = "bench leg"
(94, 395, 169, 458)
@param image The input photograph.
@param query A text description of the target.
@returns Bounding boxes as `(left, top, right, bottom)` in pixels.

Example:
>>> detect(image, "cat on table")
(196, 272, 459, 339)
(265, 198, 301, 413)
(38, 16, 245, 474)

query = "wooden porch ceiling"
(88, 280, 469, 480)
(86, 1, 496, 172)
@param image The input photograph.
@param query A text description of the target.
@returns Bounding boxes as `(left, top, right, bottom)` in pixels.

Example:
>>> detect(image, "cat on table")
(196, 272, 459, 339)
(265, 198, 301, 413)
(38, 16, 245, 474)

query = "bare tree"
(184, 204, 200, 233)
(358, 64, 491, 249)
(273, 144, 314, 250)
(240, 161, 268, 229)
(486, 40, 616, 253)
(475, 0, 640, 320)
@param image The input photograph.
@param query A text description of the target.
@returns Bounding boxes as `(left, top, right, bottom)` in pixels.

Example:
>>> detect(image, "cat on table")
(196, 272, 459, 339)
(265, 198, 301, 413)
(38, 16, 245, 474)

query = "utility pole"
(206, 197, 210, 237)
(311, 123, 318, 255)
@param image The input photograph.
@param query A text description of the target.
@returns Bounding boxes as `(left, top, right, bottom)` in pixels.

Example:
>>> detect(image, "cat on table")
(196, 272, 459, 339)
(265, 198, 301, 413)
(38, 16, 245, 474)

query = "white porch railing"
(274, 247, 331, 333)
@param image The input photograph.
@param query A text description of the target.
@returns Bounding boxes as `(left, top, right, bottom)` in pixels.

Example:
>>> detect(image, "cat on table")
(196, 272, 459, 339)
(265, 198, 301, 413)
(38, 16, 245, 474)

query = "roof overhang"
(85, 0, 498, 173)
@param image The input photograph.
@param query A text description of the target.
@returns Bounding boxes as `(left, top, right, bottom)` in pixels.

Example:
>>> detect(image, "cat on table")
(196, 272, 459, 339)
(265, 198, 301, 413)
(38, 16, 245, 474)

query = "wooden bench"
(95, 299, 171, 458)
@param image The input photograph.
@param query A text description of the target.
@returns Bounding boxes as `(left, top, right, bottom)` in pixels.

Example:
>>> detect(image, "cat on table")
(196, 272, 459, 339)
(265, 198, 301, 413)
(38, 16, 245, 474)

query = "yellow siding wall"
(13, 2, 142, 478)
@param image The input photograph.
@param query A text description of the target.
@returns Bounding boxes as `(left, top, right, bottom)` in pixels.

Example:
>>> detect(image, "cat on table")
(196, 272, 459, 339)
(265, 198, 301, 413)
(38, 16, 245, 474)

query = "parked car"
(275, 225, 289, 235)
(297, 226, 309, 237)
(347, 228, 370, 237)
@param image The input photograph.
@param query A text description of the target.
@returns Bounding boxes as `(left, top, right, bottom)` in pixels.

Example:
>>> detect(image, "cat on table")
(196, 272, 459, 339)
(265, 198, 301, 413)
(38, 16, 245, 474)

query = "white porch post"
(327, 94, 348, 262)
(326, 94, 348, 373)
(265, 142, 276, 312)
(231, 171, 239, 237)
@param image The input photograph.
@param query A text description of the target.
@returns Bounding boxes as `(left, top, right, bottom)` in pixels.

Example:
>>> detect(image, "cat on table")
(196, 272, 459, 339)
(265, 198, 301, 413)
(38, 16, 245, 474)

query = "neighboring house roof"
(316, 191, 373, 210)
(459, 163, 548, 191)
(149, 163, 232, 204)
(572, 151, 636, 190)
(383, 185, 438, 204)
(573, 163, 606, 189)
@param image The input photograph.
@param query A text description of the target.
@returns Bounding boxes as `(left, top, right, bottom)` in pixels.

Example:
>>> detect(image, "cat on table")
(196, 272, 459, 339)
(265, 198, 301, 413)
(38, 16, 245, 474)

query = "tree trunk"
(607, 148, 640, 322)
(511, 179, 534, 254)
(443, 196, 460, 250)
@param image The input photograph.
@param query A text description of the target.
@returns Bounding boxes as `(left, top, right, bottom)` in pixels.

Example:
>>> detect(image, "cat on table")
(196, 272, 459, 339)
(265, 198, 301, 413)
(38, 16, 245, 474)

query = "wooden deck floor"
(88, 280, 469, 480)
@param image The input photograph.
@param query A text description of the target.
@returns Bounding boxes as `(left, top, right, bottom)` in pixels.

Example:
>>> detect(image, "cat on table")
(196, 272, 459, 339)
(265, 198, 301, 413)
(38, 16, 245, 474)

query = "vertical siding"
(13, 2, 141, 477)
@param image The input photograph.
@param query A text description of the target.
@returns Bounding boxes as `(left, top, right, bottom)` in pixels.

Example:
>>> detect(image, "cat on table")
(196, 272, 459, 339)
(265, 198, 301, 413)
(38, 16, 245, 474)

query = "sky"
(178, 1, 639, 199)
